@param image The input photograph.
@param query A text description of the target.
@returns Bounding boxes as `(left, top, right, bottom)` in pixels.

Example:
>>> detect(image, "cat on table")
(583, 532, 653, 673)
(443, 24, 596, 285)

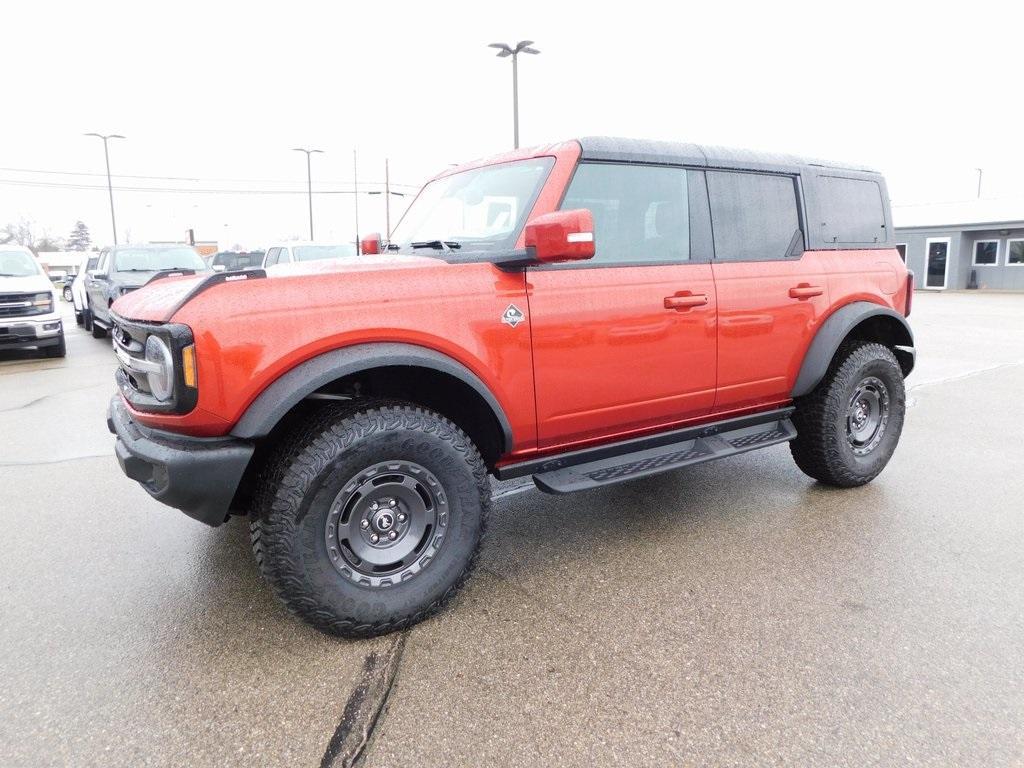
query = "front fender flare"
(230, 342, 513, 450)
(792, 302, 914, 398)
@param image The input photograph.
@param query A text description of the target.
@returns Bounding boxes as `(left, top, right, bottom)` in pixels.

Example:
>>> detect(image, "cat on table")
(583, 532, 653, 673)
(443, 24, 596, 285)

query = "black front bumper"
(107, 396, 254, 527)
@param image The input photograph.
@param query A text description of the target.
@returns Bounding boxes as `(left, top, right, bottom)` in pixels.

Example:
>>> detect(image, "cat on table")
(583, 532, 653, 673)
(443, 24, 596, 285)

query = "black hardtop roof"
(577, 136, 879, 176)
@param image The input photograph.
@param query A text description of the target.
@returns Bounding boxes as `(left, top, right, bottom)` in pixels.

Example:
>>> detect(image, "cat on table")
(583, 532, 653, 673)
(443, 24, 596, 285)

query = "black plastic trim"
(107, 396, 254, 527)
(230, 342, 514, 450)
(495, 407, 795, 481)
(109, 312, 198, 415)
(146, 268, 198, 285)
(791, 302, 914, 397)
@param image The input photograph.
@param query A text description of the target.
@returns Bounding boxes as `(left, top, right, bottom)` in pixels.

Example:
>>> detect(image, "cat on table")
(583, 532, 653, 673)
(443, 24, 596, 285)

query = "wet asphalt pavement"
(1, 292, 1022, 767)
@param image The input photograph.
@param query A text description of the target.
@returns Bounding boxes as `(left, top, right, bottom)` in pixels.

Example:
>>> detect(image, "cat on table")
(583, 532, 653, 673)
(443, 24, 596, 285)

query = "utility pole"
(292, 147, 323, 239)
(84, 133, 125, 244)
(488, 40, 540, 149)
(353, 150, 360, 254)
(975, 168, 984, 199)
(368, 158, 406, 238)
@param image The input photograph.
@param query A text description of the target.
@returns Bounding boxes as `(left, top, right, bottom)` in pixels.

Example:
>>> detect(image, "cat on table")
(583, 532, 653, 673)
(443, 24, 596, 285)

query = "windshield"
(113, 246, 207, 273)
(389, 158, 554, 251)
(0, 250, 42, 277)
(293, 245, 357, 262)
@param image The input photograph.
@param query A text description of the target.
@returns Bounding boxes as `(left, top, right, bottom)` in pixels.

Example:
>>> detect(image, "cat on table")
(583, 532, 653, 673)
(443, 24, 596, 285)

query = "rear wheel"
(250, 401, 489, 637)
(83, 309, 93, 332)
(790, 341, 905, 487)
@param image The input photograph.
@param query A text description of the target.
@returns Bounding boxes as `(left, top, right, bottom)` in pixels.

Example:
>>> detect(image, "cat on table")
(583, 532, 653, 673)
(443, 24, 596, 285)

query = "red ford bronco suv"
(107, 137, 914, 637)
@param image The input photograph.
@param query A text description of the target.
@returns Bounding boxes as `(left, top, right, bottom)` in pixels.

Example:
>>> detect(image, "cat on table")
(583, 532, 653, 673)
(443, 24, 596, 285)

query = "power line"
(0, 178, 418, 196)
(0, 166, 420, 190)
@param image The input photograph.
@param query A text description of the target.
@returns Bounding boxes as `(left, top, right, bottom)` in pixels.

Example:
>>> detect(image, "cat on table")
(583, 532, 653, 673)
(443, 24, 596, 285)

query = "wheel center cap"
(373, 510, 395, 532)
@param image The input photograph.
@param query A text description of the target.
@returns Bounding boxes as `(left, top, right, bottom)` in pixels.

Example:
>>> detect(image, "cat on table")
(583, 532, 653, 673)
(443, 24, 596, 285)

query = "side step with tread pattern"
(532, 418, 797, 494)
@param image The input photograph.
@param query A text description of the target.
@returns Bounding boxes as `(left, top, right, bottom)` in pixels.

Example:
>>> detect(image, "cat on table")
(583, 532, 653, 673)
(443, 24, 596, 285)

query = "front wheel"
(790, 341, 906, 487)
(250, 401, 490, 637)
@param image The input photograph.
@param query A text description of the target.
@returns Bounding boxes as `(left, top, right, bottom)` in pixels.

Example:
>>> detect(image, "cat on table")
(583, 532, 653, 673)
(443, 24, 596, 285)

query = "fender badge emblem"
(501, 304, 525, 328)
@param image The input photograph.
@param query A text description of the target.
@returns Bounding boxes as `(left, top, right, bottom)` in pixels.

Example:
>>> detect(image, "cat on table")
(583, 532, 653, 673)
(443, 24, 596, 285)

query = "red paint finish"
(524, 209, 596, 263)
(527, 263, 717, 448)
(112, 142, 911, 469)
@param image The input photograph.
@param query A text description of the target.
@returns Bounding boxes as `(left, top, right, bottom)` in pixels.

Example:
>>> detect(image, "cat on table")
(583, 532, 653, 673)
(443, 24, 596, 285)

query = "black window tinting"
(707, 171, 802, 261)
(818, 175, 885, 244)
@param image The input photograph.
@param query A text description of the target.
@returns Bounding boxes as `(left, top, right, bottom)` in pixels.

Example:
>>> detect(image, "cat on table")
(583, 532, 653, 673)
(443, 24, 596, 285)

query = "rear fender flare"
(792, 302, 914, 397)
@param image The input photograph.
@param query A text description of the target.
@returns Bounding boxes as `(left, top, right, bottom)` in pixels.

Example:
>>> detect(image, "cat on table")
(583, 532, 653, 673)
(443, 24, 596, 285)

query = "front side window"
(707, 171, 802, 261)
(113, 246, 206, 273)
(1008, 239, 1024, 266)
(895, 244, 907, 262)
(264, 248, 280, 266)
(559, 163, 691, 265)
(293, 245, 357, 262)
(973, 240, 998, 266)
(389, 158, 554, 251)
(0, 249, 41, 277)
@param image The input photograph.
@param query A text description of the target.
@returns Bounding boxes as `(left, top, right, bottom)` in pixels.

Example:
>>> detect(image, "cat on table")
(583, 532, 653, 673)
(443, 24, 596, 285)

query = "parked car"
(71, 253, 99, 327)
(261, 242, 357, 270)
(85, 244, 210, 339)
(107, 137, 914, 638)
(210, 250, 265, 272)
(0, 245, 65, 357)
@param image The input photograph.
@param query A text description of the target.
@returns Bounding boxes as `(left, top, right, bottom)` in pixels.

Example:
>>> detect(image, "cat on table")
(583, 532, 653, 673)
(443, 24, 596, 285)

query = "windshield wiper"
(117, 268, 156, 272)
(410, 240, 461, 251)
(385, 243, 401, 251)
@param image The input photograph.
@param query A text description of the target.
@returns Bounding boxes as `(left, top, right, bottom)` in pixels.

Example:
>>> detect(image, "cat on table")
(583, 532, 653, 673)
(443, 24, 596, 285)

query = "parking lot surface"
(1, 292, 1023, 767)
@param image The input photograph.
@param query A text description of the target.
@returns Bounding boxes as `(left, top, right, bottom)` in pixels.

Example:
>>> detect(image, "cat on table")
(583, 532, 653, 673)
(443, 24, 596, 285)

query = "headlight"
(144, 335, 175, 402)
(32, 292, 54, 313)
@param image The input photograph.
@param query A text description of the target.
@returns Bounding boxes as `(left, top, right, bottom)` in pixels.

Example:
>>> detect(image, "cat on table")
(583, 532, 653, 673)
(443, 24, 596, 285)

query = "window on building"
(895, 244, 907, 262)
(707, 171, 802, 261)
(1008, 239, 1024, 266)
(560, 163, 692, 265)
(817, 175, 886, 244)
(973, 240, 999, 266)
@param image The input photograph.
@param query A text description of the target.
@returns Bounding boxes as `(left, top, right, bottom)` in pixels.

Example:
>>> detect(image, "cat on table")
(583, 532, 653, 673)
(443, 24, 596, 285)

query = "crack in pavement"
(0, 382, 109, 413)
(320, 632, 408, 768)
(0, 453, 111, 467)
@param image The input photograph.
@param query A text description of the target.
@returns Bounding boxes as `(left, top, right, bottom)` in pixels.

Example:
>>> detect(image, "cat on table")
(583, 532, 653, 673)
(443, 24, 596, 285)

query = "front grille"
(112, 320, 154, 395)
(0, 292, 47, 318)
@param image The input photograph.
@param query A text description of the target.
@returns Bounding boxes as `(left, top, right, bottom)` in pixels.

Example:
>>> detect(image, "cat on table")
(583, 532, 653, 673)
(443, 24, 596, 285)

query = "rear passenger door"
(707, 170, 829, 412)
(528, 162, 718, 449)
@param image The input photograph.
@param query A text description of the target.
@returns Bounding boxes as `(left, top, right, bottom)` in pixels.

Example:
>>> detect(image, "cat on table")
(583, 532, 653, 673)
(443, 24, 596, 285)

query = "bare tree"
(0, 219, 36, 247)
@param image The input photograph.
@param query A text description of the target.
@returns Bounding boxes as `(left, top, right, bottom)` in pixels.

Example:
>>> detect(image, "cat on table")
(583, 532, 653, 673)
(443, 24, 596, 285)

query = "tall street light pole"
(353, 150, 360, 254)
(975, 168, 984, 199)
(84, 132, 125, 244)
(488, 40, 540, 149)
(292, 147, 323, 239)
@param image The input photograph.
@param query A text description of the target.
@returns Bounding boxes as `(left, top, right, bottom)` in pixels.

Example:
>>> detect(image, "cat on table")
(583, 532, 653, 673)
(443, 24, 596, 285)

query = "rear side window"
(817, 175, 885, 244)
(560, 163, 692, 265)
(707, 171, 802, 261)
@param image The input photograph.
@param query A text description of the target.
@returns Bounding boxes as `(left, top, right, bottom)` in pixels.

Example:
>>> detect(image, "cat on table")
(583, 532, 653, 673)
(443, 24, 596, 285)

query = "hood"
(111, 254, 444, 323)
(0, 273, 55, 294)
(111, 272, 211, 322)
(263, 253, 439, 278)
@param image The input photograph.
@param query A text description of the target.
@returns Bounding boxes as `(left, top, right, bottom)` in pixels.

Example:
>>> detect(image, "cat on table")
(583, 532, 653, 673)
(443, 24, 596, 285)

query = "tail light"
(904, 271, 914, 317)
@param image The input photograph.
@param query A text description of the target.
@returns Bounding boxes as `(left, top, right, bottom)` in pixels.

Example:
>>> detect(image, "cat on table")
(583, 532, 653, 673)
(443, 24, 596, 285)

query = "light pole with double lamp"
(488, 40, 540, 149)
(292, 147, 324, 240)
(84, 132, 125, 244)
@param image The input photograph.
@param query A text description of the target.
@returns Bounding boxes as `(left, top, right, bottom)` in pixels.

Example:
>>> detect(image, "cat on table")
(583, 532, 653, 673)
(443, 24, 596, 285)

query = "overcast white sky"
(2, 0, 1022, 249)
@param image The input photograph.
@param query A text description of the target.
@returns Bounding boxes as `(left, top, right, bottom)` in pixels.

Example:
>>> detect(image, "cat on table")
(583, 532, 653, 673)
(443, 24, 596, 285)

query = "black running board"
(531, 416, 797, 494)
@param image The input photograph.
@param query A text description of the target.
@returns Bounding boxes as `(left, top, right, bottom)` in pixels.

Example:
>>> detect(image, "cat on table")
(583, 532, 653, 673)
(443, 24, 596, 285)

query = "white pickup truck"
(0, 245, 65, 358)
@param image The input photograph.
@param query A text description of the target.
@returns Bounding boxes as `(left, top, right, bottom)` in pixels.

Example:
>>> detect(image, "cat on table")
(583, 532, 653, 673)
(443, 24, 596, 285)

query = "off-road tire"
(250, 401, 490, 638)
(790, 341, 905, 487)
